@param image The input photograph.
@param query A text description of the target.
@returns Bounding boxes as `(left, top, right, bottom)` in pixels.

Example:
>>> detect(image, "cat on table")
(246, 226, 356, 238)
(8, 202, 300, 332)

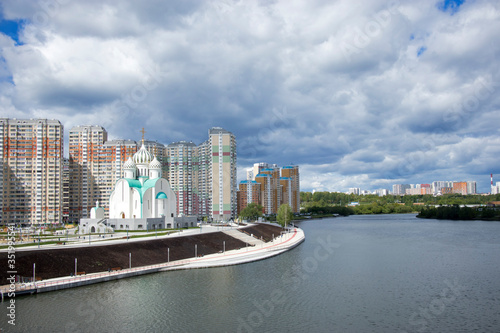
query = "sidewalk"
(2, 223, 245, 252)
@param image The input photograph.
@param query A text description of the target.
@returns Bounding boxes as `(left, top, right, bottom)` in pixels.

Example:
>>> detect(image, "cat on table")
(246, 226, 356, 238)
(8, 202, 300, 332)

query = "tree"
(277, 204, 293, 228)
(239, 203, 263, 221)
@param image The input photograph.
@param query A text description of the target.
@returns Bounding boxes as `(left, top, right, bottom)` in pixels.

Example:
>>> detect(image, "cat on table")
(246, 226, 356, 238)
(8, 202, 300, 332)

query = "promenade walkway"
(222, 229, 265, 246)
(0, 227, 305, 299)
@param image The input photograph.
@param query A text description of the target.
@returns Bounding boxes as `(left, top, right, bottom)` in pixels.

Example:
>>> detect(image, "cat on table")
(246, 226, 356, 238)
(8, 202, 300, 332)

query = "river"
(2, 214, 500, 332)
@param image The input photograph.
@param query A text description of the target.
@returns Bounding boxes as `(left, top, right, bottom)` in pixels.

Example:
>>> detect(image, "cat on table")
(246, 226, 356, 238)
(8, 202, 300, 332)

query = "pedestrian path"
(222, 229, 265, 246)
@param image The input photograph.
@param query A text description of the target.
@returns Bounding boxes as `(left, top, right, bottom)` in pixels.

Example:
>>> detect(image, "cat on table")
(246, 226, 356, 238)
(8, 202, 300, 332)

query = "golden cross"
(140, 128, 146, 144)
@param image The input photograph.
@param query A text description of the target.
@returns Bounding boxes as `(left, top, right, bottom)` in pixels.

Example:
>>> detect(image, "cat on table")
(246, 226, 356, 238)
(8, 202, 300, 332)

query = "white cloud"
(1, 0, 499, 193)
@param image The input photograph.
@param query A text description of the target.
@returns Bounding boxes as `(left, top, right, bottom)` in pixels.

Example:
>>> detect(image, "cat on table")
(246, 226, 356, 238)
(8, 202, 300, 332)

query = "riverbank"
(417, 205, 500, 221)
(0, 223, 305, 297)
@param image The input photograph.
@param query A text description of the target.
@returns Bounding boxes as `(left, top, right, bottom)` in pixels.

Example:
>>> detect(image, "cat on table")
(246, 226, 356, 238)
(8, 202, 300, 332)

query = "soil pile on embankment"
(241, 223, 285, 242)
(0, 223, 283, 284)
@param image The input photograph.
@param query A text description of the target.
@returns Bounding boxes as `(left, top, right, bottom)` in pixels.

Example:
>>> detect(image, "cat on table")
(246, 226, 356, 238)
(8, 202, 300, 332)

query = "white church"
(106, 142, 177, 230)
(79, 139, 203, 234)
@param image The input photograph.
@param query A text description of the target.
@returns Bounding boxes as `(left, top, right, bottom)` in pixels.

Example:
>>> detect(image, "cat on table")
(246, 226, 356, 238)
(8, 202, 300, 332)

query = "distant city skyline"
(1, 0, 499, 194)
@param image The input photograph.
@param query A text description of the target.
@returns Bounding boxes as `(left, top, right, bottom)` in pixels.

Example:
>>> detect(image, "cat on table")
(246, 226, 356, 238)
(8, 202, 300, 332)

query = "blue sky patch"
(0, 14, 25, 45)
(417, 46, 427, 57)
(437, 0, 465, 14)
(0, 56, 14, 85)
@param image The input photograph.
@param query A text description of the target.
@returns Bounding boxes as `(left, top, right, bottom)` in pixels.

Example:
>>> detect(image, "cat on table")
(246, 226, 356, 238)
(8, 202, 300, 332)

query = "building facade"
(452, 182, 468, 195)
(208, 127, 237, 221)
(164, 128, 237, 221)
(281, 165, 300, 213)
(237, 180, 261, 214)
(68, 125, 139, 222)
(167, 141, 198, 216)
(68, 125, 107, 221)
(393, 184, 411, 195)
(255, 173, 273, 215)
(239, 163, 300, 216)
(0, 118, 64, 225)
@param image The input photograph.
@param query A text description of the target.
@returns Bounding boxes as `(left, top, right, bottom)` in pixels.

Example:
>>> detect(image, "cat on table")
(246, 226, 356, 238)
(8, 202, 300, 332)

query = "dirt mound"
(240, 223, 284, 242)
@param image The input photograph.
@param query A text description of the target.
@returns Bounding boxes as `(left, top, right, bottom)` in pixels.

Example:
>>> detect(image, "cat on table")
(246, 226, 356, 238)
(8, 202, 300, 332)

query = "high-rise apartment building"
(279, 177, 292, 211)
(260, 167, 281, 214)
(167, 141, 198, 216)
(348, 188, 361, 195)
(68, 125, 138, 221)
(466, 181, 477, 195)
(492, 183, 500, 194)
(431, 181, 454, 195)
(68, 125, 107, 221)
(196, 139, 211, 218)
(393, 184, 411, 195)
(0, 118, 63, 225)
(255, 173, 273, 214)
(237, 180, 260, 215)
(406, 184, 432, 195)
(62, 158, 70, 223)
(251, 162, 278, 181)
(208, 127, 237, 221)
(165, 128, 237, 221)
(281, 165, 300, 213)
(452, 182, 468, 195)
(241, 163, 300, 215)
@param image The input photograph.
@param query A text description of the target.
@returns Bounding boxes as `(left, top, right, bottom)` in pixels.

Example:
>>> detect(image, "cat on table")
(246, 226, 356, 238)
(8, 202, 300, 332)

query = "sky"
(0, 0, 499, 193)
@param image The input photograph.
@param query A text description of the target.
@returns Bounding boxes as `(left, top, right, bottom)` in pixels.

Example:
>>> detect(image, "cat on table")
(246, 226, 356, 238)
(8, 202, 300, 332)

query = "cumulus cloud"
(0, 0, 499, 193)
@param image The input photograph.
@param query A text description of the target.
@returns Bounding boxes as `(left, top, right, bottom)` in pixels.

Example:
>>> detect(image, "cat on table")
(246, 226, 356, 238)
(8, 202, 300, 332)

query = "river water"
(3, 214, 500, 332)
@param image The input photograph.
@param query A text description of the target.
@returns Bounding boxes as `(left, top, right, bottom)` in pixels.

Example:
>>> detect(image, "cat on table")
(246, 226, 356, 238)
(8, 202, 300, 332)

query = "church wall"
(143, 189, 153, 219)
(131, 190, 141, 219)
(109, 180, 139, 219)
(156, 179, 176, 223)
(108, 217, 168, 230)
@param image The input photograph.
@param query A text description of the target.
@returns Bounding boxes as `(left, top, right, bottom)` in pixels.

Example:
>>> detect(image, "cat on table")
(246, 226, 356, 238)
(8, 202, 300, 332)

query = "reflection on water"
(4, 214, 500, 332)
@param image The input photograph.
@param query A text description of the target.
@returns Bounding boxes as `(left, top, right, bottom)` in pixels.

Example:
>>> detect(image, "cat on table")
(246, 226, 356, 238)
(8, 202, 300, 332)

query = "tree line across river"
(299, 192, 500, 219)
